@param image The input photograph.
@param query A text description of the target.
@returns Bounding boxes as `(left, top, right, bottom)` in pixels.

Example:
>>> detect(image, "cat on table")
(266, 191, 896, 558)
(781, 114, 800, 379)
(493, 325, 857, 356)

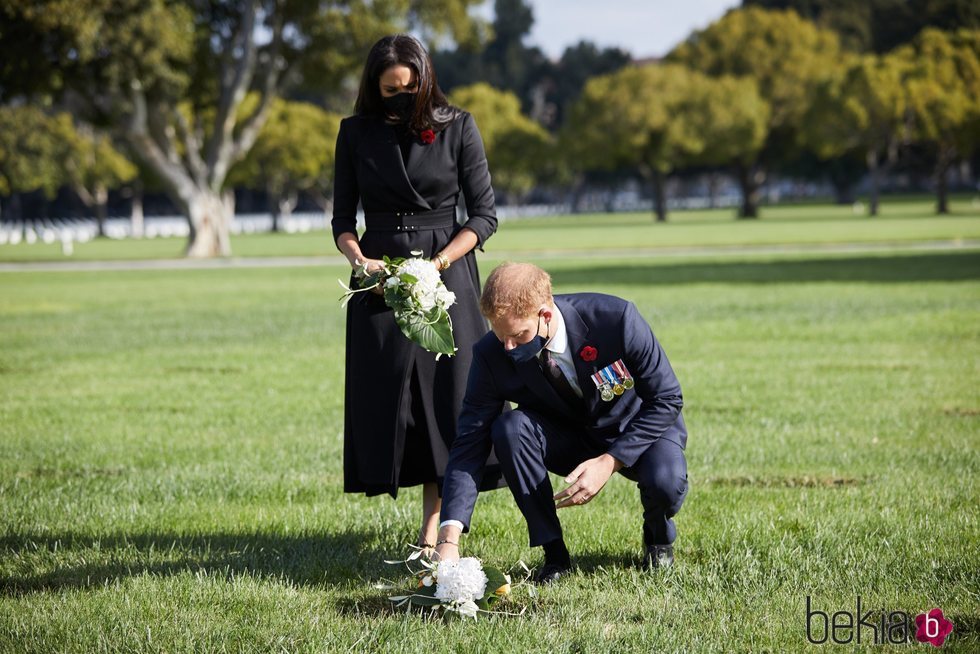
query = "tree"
(0, 105, 63, 220)
(563, 64, 768, 222)
(669, 7, 842, 217)
(228, 98, 340, 231)
(0, 0, 486, 257)
(53, 115, 138, 236)
(448, 83, 551, 201)
(542, 41, 631, 129)
(802, 53, 907, 215)
(743, 0, 980, 53)
(895, 28, 980, 213)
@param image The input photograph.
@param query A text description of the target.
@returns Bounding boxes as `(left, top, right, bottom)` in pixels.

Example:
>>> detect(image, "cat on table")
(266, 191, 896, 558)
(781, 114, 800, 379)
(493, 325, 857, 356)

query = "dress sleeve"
(457, 112, 497, 251)
(331, 118, 359, 246)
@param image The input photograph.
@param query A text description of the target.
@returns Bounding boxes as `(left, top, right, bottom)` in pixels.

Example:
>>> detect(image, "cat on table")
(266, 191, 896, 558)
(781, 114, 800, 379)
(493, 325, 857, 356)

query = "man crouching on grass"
(433, 262, 689, 583)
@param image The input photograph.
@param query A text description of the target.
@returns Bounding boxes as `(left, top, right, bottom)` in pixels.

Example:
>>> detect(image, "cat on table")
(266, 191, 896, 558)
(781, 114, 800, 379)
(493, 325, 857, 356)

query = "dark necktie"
(539, 349, 582, 409)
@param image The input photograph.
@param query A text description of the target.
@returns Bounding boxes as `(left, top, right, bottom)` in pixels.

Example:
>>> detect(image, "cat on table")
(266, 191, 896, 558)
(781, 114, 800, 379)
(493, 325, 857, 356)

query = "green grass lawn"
(1, 196, 978, 262)
(1, 247, 978, 652)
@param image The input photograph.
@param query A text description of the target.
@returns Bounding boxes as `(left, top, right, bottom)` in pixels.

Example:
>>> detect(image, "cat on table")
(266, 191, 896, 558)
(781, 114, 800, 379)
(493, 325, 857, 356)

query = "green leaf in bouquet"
(384, 286, 404, 308)
(399, 273, 419, 285)
(405, 593, 443, 607)
(414, 583, 438, 598)
(480, 566, 510, 605)
(360, 272, 385, 290)
(396, 308, 455, 356)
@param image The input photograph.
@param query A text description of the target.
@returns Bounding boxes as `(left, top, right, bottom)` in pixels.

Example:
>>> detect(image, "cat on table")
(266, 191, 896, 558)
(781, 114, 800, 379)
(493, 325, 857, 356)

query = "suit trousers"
(490, 408, 688, 548)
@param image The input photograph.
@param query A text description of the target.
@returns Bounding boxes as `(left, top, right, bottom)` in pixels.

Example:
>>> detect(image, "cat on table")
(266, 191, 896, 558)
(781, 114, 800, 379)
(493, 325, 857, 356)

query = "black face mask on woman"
(382, 92, 417, 122)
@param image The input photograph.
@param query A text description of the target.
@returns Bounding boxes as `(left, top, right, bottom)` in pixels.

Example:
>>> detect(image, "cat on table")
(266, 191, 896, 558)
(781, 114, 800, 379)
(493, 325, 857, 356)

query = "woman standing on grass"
(331, 34, 503, 549)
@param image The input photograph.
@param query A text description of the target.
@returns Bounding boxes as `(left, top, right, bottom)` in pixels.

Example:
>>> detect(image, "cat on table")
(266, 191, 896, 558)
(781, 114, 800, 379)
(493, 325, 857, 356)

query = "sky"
(477, 0, 741, 60)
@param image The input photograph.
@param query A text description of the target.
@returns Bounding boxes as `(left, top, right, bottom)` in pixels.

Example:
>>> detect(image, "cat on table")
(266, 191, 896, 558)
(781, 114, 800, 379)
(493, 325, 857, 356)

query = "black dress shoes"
(644, 544, 674, 569)
(534, 561, 572, 585)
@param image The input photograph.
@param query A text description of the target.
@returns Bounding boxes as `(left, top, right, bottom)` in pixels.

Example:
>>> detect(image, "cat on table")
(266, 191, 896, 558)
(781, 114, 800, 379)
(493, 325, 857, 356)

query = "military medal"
(613, 359, 634, 390)
(605, 364, 624, 395)
(597, 365, 620, 397)
(591, 371, 614, 401)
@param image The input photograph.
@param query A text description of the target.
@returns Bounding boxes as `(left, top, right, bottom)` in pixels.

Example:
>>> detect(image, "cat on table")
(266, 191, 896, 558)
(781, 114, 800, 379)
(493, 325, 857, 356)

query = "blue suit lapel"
(557, 297, 601, 416)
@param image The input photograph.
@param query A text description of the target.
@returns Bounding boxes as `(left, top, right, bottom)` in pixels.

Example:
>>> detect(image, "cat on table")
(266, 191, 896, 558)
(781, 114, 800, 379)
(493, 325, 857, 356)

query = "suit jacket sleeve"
(331, 119, 359, 246)
(457, 113, 497, 251)
(440, 344, 505, 530)
(606, 302, 684, 467)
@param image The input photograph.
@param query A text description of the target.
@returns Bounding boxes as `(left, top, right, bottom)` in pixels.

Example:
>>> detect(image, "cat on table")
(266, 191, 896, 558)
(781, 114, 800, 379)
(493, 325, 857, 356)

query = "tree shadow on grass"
(547, 252, 980, 287)
(0, 529, 394, 596)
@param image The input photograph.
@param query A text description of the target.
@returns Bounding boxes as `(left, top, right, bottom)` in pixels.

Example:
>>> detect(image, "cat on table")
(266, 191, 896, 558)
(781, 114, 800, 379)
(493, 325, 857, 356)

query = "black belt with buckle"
(364, 206, 457, 232)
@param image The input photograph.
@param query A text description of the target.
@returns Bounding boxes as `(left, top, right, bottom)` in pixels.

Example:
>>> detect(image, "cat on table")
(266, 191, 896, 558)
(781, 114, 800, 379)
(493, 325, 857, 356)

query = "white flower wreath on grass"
(377, 546, 533, 619)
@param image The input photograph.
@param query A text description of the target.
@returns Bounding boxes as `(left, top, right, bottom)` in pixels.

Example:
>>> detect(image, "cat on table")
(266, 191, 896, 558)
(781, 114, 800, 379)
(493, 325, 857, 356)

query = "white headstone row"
(0, 212, 336, 246)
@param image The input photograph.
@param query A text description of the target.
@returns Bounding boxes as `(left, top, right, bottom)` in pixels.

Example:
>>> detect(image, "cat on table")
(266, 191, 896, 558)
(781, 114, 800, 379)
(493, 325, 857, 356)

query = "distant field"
(1, 196, 978, 262)
(1, 246, 978, 652)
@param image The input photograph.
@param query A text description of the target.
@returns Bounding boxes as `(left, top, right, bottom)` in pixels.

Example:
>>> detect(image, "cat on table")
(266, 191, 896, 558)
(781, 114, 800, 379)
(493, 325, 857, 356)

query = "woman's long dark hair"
(354, 34, 459, 132)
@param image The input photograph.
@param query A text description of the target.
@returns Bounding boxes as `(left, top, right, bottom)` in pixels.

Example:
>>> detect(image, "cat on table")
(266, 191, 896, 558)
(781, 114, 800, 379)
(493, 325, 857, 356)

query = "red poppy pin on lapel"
(420, 129, 436, 144)
(579, 345, 597, 362)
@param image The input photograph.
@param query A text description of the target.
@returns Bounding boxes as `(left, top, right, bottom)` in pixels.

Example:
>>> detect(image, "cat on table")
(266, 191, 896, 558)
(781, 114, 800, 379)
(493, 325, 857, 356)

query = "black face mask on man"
(504, 313, 550, 364)
(382, 92, 417, 122)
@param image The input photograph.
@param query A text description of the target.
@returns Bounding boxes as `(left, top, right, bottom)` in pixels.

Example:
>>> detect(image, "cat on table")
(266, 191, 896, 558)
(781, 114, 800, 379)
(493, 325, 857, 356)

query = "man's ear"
(539, 306, 553, 324)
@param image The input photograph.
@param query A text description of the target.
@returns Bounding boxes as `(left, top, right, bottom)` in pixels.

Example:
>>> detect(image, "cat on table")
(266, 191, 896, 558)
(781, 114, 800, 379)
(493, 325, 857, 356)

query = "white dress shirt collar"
(543, 303, 567, 354)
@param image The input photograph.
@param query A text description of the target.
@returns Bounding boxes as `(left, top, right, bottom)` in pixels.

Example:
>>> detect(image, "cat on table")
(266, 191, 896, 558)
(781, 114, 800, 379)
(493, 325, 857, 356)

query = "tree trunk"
(866, 149, 880, 217)
(569, 176, 585, 214)
(183, 189, 233, 257)
(95, 184, 108, 237)
(652, 170, 667, 222)
(130, 181, 144, 238)
(935, 147, 952, 215)
(735, 162, 764, 219)
(269, 188, 280, 233)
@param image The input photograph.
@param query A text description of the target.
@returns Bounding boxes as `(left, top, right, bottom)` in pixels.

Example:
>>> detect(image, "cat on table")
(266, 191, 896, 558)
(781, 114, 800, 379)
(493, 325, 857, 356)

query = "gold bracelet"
(435, 253, 450, 271)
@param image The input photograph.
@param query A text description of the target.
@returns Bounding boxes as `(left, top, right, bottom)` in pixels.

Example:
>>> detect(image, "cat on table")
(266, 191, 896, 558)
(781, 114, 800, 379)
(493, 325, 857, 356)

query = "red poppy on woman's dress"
(420, 129, 436, 144)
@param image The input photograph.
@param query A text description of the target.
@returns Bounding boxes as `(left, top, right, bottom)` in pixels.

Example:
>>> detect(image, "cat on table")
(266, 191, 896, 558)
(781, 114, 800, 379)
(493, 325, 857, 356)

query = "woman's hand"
(353, 257, 386, 274)
(353, 258, 386, 295)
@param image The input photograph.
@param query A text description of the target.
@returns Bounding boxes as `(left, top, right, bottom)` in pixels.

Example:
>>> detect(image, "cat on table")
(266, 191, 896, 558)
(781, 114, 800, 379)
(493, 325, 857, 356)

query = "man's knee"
(490, 410, 533, 453)
(636, 449, 688, 510)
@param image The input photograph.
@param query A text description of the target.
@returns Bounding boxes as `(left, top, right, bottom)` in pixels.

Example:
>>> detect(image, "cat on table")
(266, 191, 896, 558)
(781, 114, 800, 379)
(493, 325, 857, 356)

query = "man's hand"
(432, 524, 462, 562)
(553, 453, 624, 509)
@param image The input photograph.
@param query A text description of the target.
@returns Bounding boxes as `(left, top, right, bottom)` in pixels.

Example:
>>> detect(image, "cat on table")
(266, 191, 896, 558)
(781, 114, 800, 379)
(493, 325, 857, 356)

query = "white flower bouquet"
(339, 250, 457, 357)
(379, 547, 532, 619)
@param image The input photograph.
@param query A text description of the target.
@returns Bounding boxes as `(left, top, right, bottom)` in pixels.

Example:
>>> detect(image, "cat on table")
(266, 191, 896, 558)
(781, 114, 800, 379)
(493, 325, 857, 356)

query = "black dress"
(332, 110, 503, 498)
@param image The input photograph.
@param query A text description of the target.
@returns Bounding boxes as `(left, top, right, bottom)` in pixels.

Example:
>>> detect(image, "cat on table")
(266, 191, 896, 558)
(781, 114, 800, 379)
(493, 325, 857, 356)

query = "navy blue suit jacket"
(442, 292, 687, 529)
